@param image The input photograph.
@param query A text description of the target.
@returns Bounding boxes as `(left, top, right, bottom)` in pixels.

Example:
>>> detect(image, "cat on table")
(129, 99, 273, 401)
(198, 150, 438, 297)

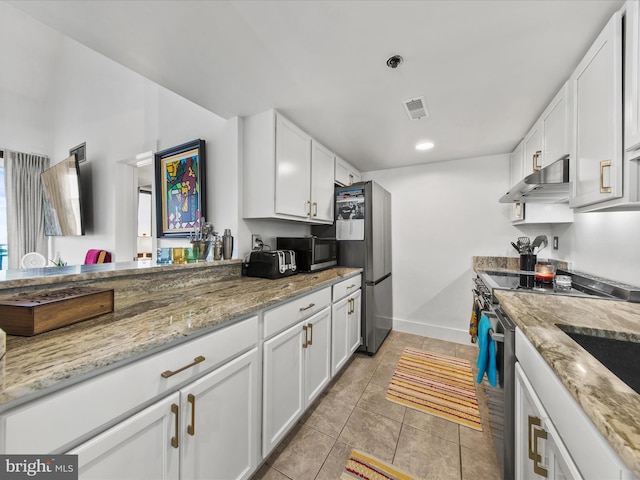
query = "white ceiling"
(8, 0, 624, 172)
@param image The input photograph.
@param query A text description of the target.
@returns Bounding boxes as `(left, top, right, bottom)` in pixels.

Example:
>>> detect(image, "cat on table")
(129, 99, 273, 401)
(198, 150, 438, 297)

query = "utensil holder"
(519, 254, 536, 288)
(190, 240, 212, 261)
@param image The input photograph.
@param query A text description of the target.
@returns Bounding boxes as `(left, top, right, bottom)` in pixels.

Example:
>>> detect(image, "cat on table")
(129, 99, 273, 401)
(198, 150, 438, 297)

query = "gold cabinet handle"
(528, 415, 548, 477)
(307, 200, 312, 216)
(299, 303, 315, 312)
(187, 393, 196, 436)
(532, 150, 542, 172)
(307, 323, 313, 346)
(600, 160, 612, 193)
(348, 173, 354, 185)
(302, 325, 308, 348)
(161, 356, 206, 378)
(171, 403, 179, 448)
(312, 202, 318, 217)
(347, 284, 356, 289)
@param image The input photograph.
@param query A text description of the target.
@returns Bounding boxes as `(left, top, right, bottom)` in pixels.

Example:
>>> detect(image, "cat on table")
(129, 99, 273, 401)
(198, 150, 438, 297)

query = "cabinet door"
(275, 114, 312, 218)
(570, 12, 623, 208)
(68, 393, 180, 480)
(310, 141, 335, 223)
(509, 140, 525, 222)
(331, 297, 350, 377)
(515, 364, 582, 480)
(347, 290, 362, 356)
(524, 121, 543, 175)
(542, 82, 571, 167)
(180, 349, 259, 480)
(335, 156, 361, 186)
(304, 307, 332, 405)
(626, 0, 640, 153)
(335, 156, 350, 186)
(262, 321, 305, 456)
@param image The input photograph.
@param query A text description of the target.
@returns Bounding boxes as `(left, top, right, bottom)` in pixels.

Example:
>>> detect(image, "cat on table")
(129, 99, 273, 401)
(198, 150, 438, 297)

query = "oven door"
(490, 308, 516, 480)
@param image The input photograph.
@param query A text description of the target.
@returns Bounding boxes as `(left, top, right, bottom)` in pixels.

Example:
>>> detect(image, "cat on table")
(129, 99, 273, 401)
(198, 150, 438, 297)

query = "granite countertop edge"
(0, 267, 362, 411)
(495, 289, 640, 477)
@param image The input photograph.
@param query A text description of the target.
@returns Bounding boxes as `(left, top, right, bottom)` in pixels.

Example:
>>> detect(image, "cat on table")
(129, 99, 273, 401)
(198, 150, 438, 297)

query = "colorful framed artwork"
(154, 139, 206, 237)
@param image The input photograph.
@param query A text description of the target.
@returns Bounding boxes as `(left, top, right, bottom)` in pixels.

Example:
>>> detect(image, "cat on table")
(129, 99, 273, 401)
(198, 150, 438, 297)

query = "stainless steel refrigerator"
(335, 181, 392, 355)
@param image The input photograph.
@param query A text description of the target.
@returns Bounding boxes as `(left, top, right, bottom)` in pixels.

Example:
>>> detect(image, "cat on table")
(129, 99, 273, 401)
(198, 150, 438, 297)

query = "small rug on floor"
(385, 347, 483, 431)
(341, 449, 416, 480)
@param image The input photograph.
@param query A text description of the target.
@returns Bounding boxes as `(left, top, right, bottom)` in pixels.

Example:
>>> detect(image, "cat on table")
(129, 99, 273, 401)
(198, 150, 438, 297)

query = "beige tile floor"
(251, 330, 502, 480)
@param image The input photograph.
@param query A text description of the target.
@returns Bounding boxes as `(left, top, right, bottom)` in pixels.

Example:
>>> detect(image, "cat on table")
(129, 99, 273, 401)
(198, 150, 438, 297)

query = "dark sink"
(556, 324, 640, 395)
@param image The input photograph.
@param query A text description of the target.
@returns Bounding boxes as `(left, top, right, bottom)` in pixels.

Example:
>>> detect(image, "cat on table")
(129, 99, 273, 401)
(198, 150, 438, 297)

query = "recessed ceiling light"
(415, 141, 434, 151)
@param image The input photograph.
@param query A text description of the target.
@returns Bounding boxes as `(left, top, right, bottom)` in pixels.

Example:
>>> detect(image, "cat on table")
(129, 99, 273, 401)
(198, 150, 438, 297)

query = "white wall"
(1, 2, 307, 266)
(551, 211, 640, 286)
(363, 154, 536, 343)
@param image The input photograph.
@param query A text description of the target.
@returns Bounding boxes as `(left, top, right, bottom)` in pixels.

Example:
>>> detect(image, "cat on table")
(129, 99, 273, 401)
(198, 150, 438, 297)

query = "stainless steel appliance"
(335, 181, 392, 355)
(472, 268, 640, 480)
(276, 236, 337, 272)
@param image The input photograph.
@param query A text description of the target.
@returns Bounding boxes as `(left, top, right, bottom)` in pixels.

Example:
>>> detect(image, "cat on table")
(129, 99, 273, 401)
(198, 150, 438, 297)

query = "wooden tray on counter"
(0, 287, 114, 336)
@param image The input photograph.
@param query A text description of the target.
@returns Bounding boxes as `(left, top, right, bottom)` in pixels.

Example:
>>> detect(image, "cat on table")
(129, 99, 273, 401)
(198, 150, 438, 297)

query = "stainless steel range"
(472, 268, 640, 480)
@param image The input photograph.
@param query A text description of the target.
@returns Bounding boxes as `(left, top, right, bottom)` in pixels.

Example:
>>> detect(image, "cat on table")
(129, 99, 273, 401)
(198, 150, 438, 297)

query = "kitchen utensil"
(510, 242, 520, 253)
(531, 235, 548, 254)
(516, 236, 531, 254)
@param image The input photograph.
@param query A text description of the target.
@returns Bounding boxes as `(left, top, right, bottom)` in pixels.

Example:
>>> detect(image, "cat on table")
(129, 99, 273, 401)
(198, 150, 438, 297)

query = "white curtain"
(5, 151, 50, 269)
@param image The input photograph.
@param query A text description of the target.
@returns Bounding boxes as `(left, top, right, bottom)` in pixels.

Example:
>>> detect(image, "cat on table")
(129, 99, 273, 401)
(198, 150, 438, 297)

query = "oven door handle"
(489, 328, 504, 343)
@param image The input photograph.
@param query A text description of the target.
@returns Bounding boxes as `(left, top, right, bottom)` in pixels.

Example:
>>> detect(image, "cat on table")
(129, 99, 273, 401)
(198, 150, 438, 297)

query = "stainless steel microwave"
(276, 236, 337, 272)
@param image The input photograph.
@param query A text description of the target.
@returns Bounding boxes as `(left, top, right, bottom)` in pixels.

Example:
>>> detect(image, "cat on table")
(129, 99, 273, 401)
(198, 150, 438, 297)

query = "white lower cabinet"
(331, 289, 362, 376)
(515, 328, 634, 480)
(69, 393, 180, 480)
(515, 363, 582, 480)
(262, 305, 331, 457)
(70, 348, 259, 480)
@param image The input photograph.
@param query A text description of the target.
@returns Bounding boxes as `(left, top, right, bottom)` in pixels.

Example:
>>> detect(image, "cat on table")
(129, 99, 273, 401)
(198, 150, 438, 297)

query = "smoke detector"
(386, 55, 403, 68)
(403, 96, 429, 121)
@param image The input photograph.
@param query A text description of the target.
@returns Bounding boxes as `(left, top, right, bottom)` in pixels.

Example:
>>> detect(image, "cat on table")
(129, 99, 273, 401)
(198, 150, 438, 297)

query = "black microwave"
(276, 236, 337, 272)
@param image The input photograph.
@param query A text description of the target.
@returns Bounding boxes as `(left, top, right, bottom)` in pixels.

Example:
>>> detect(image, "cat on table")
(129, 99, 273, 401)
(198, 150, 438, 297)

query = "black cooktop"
(478, 270, 615, 300)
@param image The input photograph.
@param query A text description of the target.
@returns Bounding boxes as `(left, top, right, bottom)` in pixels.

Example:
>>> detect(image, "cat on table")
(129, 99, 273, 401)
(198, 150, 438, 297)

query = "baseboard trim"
(392, 318, 474, 345)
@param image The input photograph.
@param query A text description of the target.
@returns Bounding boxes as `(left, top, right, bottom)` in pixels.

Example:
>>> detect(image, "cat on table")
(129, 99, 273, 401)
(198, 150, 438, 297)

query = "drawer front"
(1, 315, 258, 454)
(332, 275, 361, 302)
(263, 287, 331, 339)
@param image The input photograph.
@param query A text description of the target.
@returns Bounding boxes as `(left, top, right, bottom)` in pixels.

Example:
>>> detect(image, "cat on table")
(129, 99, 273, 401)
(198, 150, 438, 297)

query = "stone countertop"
(0, 267, 362, 411)
(0, 259, 244, 290)
(495, 289, 640, 477)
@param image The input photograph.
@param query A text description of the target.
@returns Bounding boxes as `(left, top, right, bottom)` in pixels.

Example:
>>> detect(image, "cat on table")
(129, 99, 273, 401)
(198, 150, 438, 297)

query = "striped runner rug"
(341, 449, 416, 480)
(386, 347, 483, 431)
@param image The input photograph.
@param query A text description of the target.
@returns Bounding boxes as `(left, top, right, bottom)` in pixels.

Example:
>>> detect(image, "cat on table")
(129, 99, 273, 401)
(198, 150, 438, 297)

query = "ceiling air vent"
(403, 96, 429, 121)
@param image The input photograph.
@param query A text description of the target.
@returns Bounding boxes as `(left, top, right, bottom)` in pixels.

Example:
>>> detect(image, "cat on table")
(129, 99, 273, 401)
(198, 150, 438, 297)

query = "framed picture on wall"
(154, 139, 206, 237)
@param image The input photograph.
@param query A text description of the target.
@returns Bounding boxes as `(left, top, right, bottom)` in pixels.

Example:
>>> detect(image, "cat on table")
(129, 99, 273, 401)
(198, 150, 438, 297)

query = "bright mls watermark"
(0, 455, 78, 479)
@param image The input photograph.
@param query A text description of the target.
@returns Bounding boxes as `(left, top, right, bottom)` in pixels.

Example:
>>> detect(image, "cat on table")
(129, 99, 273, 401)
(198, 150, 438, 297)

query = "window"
(0, 152, 7, 270)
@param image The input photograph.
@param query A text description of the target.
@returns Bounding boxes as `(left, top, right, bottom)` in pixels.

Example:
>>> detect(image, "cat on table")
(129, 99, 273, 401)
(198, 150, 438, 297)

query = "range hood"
(499, 155, 570, 204)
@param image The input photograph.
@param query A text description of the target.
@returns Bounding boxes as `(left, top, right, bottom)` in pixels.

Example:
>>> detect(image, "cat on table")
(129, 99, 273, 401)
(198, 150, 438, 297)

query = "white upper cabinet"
(521, 81, 571, 179)
(335, 156, 361, 186)
(541, 81, 572, 167)
(509, 140, 525, 222)
(523, 121, 543, 175)
(275, 114, 312, 218)
(243, 110, 334, 224)
(311, 141, 336, 222)
(626, 0, 640, 153)
(569, 11, 623, 208)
